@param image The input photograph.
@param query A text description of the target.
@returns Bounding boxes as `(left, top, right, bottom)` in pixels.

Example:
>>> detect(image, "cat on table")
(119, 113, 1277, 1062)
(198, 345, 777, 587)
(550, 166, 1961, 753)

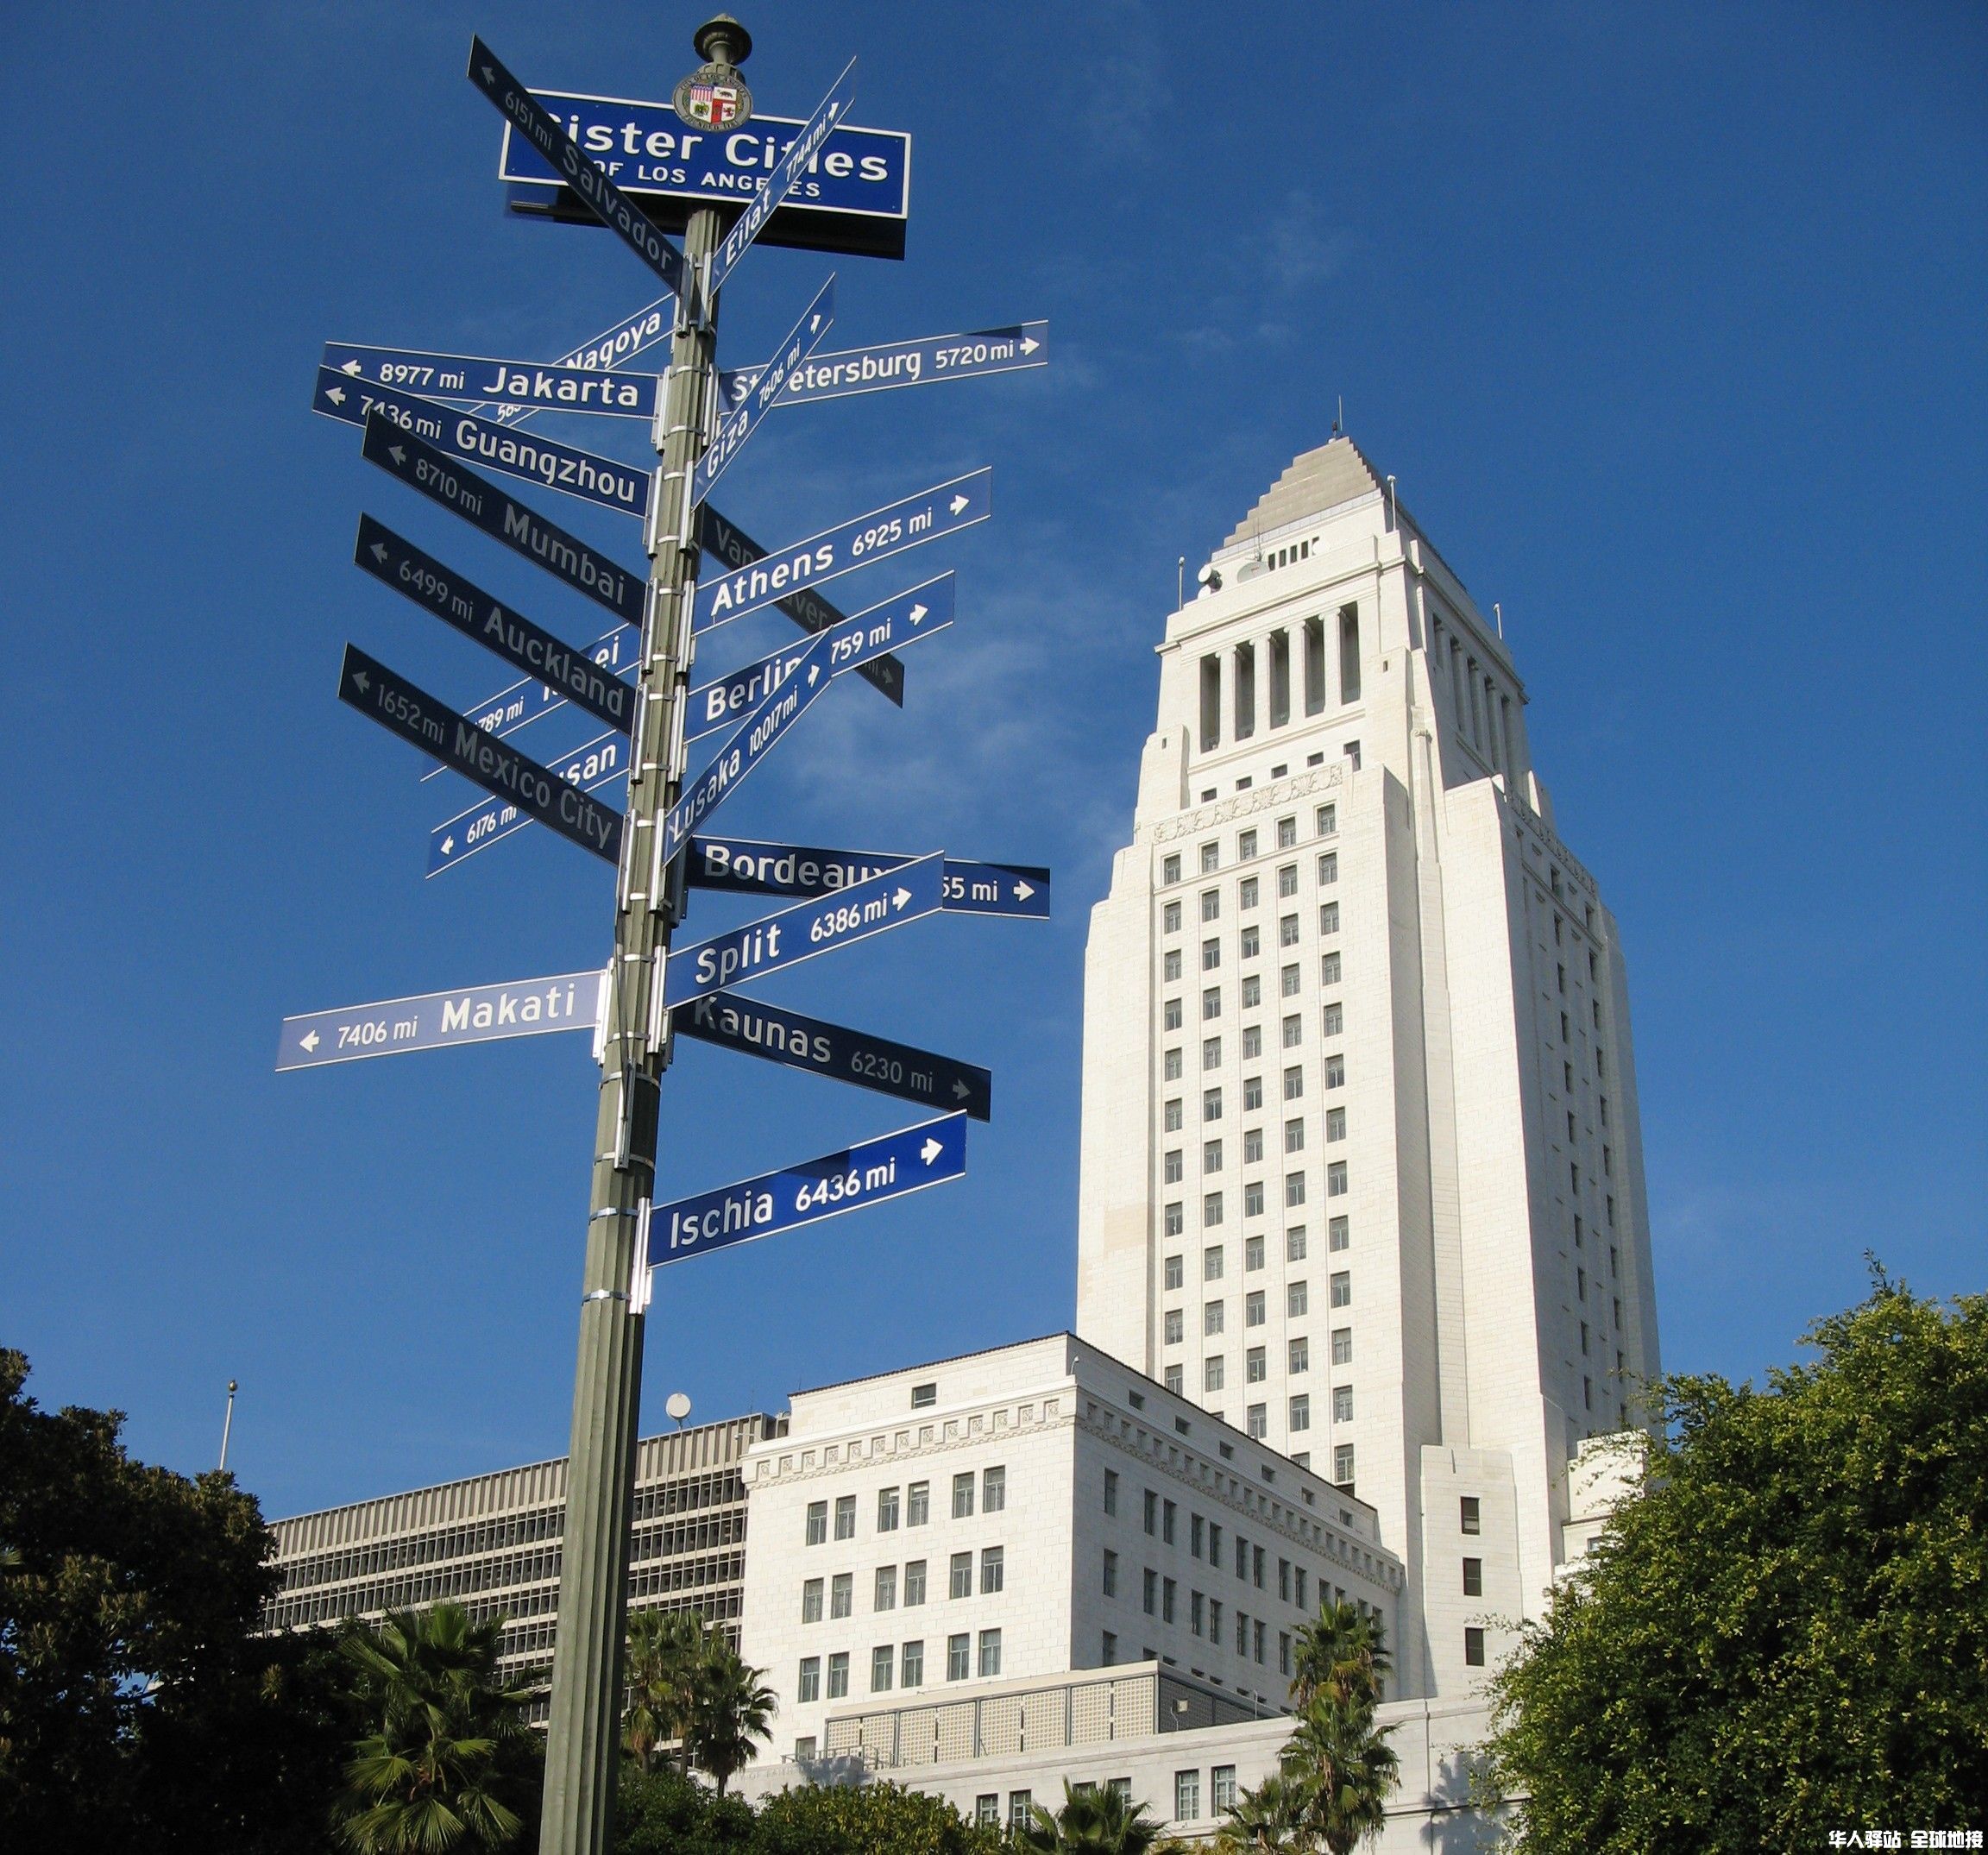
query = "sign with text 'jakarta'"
(429, 732, 626, 876)
(686, 575, 951, 743)
(690, 274, 835, 506)
(646, 1112, 966, 1267)
(720, 324, 1047, 412)
(498, 91, 909, 262)
(664, 852, 945, 1009)
(708, 56, 855, 292)
(695, 469, 990, 631)
(318, 370, 646, 517)
(277, 970, 600, 1071)
(688, 836, 1050, 921)
(324, 342, 660, 418)
(488, 295, 674, 427)
(361, 412, 644, 625)
(337, 644, 622, 865)
(355, 517, 638, 735)
(674, 990, 991, 1122)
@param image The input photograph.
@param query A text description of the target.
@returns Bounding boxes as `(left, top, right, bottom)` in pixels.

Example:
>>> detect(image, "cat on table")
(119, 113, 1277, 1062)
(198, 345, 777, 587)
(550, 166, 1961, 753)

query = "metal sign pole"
(537, 37, 734, 1852)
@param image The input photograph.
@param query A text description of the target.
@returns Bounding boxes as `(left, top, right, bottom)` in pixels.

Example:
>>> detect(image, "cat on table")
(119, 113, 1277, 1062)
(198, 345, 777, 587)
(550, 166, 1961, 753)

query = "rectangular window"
(1165, 1049, 1183, 1081)
(1318, 901, 1339, 934)
(1320, 951, 1342, 984)
(1192, 1588, 1205, 1634)
(1104, 1469, 1119, 1516)
(1165, 1308, 1184, 1345)
(1324, 1054, 1344, 1090)
(1241, 973, 1261, 1007)
(1304, 614, 1326, 714)
(1202, 940, 1221, 972)
(1205, 1302, 1225, 1337)
(1209, 1595, 1224, 1643)
(1288, 1226, 1308, 1261)
(1246, 1291, 1266, 1327)
(1294, 1567, 1308, 1609)
(1203, 1038, 1222, 1072)
(1144, 1488, 1158, 1534)
(1330, 1271, 1350, 1308)
(1165, 1365, 1183, 1394)
(1213, 1764, 1237, 1812)
(1103, 1549, 1118, 1596)
(1326, 1162, 1348, 1198)
(1247, 1404, 1267, 1439)
(1328, 1216, 1349, 1252)
(1280, 1630, 1293, 1675)
(875, 1565, 897, 1611)
(1162, 853, 1180, 885)
(978, 1629, 1003, 1679)
(802, 1577, 823, 1623)
(1143, 1568, 1158, 1614)
(1333, 1384, 1353, 1423)
(1461, 1496, 1481, 1535)
(1204, 1139, 1223, 1173)
(797, 1657, 821, 1702)
(1202, 987, 1221, 1022)
(1325, 1107, 1346, 1142)
(834, 1493, 856, 1539)
(1175, 1770, 1202, 1822)
(952, 1472, 975, 1519)
(904, 1560, 927, 1607)
(947, 1634, 970, 1681)
(901, 1639, 924, 1687)
(1164, 998, 1183, 1032)
(1333, 1444, 1356, 1484)
(1331, 1327, 1353, 1365)
(984, 1466, 1006, 1513)
(1278, 864, 1299, 900)
(1289, 1337, 1310, 1373)
(1163, 1577, 1177, 1624)
(1242, 1026, 1262, 1059)
(1164, 899, 1183, 934)
(1464, 1626, 1486, 1667)
(1286, 1117, 1305, 1154)
(1201, 888, 1221, 921)
(805, 1500, 827, 1546)
(878, 1487, 900, 1532)
(1165, 1097, 1184, 1133)
(1205, 1356, 1225, 1393)
(1165, 1150, 1183, 1185)
(1010, 1792, 1034, 1832)
(1287, 1173, 1307, 1207)
(871, 1644, 894, 1693)
(948, 1552, 973, 1600)
(1338, 607, 1362, 704)
(1245, 1233, 1265, 1270)
(1239, 926, 1260, 960)
(1239, 875, 1260, 910)
(1246, 1345, 1267, 1384)
(1163, 1500, 1177, 1544)
(827, 1651, 849, 1699)
(1280, 964, 1301, 999)
(1204, 1244, 1225, 1281)
(1289, 1280, 1309, 1317)
(1284, 1066, 1304, 1101)
(1290, 1394, 1311, 1431)
(830, 1573, 852, 1619)
(981, 1546, 1004, 1594)
(1317, 851, 1338, 887)
(1282, 1016, 1302, 1050)
(1205, 1192, 1224, 1227)
(1463, 1556, 1483, 1596)
(1322, 1003, 1343, 1036)
(1279, 914, 1300, 952)
(1164, 949, 1182, 983)
(1101, 1630, 1117, 1667)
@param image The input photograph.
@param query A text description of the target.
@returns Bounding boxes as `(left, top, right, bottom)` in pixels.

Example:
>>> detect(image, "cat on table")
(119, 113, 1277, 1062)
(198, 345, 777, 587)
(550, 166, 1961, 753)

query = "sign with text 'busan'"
(499, 91, 909, 261)
(646, 1112, 966, 1267)
(429, 732, 626, 876)
(277, 970, 601, 1071)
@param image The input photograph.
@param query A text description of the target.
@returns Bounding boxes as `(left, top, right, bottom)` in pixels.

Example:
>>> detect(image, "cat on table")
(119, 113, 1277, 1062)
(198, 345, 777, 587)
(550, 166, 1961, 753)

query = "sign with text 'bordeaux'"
(318, 370, 646, 516)
(337, 644, 621, 864)
(646, 1112, 966, 1267)
(360, 411, 645, 625)
(277, 970, 600, 1071)
(688, 836, 1051, 921)
(324, 342, 660, 418)
(428, 732, 626, 876)
(720, 324, 1047, 411)
(695, 468, 990, 631)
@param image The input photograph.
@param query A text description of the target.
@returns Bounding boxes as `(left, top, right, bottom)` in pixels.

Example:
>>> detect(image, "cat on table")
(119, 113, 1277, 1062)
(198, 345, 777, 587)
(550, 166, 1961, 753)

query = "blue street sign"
(695, 469, 991, 632)
(428, 732, 626, 877)
(720, 324, 1047, 412)
(419, 624, 636, 780)
(690, 274, 835, 506)
(487, 295, 674, 426)
(687, 836, 1051, 921)
(360, 411, 644, 624)
(277, 970, 601, 1071)
(647, 1112, 966, 1268)
(657, 632, 833, 865)
(664, 852, 946, 1009)
(469, 37, 693, 300)
(324, 342, 660, 418)
(355, 518, 638, 735)
(708, 57, 857, 292)
(700, 502, 903, 707)
(673, 990, 991, 1122)
(318, 371, 647, 518)
(338, 644, 622, 865)
(499, 93, 909, 263)
(684, 575, 952, 744)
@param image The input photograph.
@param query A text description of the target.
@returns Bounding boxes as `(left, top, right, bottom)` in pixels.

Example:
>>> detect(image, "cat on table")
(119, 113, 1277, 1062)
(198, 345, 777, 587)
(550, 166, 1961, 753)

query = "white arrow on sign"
(952, 1078, 971, 1100)
(351, 669, 370, 695)
(389, 443, 406, 465)
(326, 383, 347, 406)
(1014, 880, 1035, 900)
(949, 494, 969, 514)
(894, 886, 912, 909)
(921, 1137, 944, 1164)
(299, 1030, 320, 1053)
(908, 603, 928, 625)
(440, 834, 455, 856)
(1021, 336, 1040, 354)
(341, 359, 362, 374)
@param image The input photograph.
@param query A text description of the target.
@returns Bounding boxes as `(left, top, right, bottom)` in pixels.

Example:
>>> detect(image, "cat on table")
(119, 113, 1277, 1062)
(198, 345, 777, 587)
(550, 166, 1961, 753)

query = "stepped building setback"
(1075, 437, 1660, 1698)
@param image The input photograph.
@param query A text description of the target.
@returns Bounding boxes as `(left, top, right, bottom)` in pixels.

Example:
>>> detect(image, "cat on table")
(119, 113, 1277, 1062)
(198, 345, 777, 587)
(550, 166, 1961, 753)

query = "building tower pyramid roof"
(1222, 435, 1395, 549)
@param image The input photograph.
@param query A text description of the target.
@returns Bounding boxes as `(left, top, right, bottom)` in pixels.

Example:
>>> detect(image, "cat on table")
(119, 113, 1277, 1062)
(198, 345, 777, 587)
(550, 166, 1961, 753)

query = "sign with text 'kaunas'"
(695, 468, 991, 632)
(689, 836, 1050, 921)
(319, 371, 646, 517)
(277, 971, 601, 1071)
(324, 342, 660, 419)
(361, 411, 644, 626)
(674, 990, 991, 1122)
(355, 517, 637, 735)
(337, 644, 622, 864)
(647, 1113, 966, 1268)
(499, 91, 909, 262)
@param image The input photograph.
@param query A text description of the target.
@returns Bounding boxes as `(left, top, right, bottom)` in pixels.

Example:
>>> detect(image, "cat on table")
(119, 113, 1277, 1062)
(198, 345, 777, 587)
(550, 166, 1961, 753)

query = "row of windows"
(1164, 1218, 1349, 1286)
(1163, 1106, 1347, 1179)
(1163, 1163, 1348, 1236)
(800, 1546, 1004, 1622)
(796, 1630, 1000, 1701)
(1196, 611, 1362, 753)
(1162, 1273, 1349, 1337)
(803, 1468, 1004, 1545)
(1160, 859, 1339, 939)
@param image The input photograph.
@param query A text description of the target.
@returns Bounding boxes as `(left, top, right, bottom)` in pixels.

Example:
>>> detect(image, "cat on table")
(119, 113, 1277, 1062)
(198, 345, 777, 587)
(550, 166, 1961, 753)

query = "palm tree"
(622, 1607, 706, 1774)
(1289, 1600, 1391, 1714)
(1215, 1771, 1312, 1852)
(1019, 1779, 1165, 1852)
(687, 1638, 775, 1795)
(334, 1602, 538, 1853)
(1280, 1698, 1400, 1855)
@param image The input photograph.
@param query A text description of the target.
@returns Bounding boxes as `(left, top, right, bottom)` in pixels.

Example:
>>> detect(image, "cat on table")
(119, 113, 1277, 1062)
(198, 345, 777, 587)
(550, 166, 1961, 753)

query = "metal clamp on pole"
(612, 1067, 661, 1174)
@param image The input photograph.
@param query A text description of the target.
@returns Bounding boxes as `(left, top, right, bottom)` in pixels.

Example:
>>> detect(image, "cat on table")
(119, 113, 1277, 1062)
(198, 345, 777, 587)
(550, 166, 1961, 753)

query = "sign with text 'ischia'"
(277, 970, 601, 1071)
(675, 990, 991, 1122)
(646, 1112, 966, 1267)
(337, 644, 622, 865)
(360, 411, 644, 625)
(720, 324, 1047, 412)
(695, 469, 990, 632)
(318, 370, 646, 517)
(664, 852, 945, 1009)
(324, 342, 660, 418)
(429, 732, 626, 876)
(499, 92, 909, 262)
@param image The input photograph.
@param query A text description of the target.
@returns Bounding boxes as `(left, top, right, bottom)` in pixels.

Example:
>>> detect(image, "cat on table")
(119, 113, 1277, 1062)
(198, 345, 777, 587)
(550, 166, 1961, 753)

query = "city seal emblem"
(673, 16, 754, 129)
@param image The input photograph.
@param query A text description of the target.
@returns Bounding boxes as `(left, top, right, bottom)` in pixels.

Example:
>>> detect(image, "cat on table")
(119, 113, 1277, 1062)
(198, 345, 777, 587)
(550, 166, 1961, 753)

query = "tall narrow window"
(1304, 616, 1326, 714)
(1337, 606, 1362, 704)
(1234, 641, 1256, 739)
(1200, 655, 1222, 752)
(1268, 630, 1291, 728)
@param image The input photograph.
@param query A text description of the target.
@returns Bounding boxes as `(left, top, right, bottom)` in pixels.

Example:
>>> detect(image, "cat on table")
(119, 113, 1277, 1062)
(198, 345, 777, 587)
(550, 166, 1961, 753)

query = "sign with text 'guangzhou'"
(277, 970, 601, 1071)
(695, 468, 990, 631)
(646, 1112, 966, 1267)
(360, 412, 644, 624)
(324, 341, 660, 418)
(720, 324, 1047, 412)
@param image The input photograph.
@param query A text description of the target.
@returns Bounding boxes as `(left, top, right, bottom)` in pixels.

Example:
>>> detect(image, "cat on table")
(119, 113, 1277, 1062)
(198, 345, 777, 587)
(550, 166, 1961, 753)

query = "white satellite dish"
(665, 1391, 693, 1425)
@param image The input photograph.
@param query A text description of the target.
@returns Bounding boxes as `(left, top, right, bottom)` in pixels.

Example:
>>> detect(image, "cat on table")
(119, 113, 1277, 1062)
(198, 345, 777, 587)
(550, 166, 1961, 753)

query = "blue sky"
(2, 2, 1981, 1520)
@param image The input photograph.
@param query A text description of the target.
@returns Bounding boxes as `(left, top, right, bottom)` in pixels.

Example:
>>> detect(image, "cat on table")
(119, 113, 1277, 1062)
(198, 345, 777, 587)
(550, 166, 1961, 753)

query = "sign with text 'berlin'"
(687, 836, 1050, 921)
(690, 274, 836, 506)
(360, 411, 644, 625)
(337, 644, 621, 864)
(277, 970, 601, 1071)
(720, 324, 1047, 412)
(324, 342, 660, 419)
(498, 91, 909, 262)
(355, 517, 637, 735)
(674, 990, 991, 1122)
(663, 852, 945, 1009)
(428, 732, 626, 876)
(317, 370, 646, 517)
(686, 575, 951, 743)
(646, 1112, 966, 1268)
(695, 468, 990, 631)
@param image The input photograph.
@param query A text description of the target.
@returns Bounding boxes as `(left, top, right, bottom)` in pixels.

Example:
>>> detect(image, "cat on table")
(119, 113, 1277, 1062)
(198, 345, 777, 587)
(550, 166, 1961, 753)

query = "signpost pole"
(538, 24, 739, 1853)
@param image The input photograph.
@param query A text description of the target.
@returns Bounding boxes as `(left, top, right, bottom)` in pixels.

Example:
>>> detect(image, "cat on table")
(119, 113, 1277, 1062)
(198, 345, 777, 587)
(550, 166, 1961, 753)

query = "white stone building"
(735, 1333, 1403, 1768)
(1075, 437, 1661, 1700)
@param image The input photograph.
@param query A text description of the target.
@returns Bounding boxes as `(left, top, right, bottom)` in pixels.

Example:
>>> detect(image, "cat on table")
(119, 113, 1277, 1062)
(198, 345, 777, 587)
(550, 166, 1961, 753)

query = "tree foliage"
(1482, 1272, 1988, 1852)
(1017, 1779, 1166, 1852)
(621, 1608, 774, 1795)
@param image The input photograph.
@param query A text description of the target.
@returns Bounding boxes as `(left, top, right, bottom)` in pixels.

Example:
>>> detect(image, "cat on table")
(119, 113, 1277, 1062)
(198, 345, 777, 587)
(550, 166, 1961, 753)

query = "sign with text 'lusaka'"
(277, 970, 601, 1071)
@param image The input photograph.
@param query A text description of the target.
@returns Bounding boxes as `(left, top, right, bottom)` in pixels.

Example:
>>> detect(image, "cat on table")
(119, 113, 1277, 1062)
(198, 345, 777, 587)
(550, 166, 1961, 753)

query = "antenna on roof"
(1494, 602, 1503, 638)
(1332, 395, 1343, 437)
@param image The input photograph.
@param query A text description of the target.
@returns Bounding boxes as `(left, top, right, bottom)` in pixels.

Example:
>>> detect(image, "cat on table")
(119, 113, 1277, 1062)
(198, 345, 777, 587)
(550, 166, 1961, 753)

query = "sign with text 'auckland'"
(277, 970, 600, 1071)
(647, 1112, 966, 1267)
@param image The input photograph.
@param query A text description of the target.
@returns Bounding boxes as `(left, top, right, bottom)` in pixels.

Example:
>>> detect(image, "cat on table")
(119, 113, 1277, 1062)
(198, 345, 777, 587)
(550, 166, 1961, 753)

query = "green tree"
(335, 1602, 542, 1853)
(1260, 1600, 1399, 1853)
(623, 1607, 706, 1774)
(689, 1637, 776, 1796)
(1482, 1270, 1988, 1852)
(1018, 1779, 1166, 1853)
(613, 1759, 753, 1854)
(1213, 1770, 1311, 1852)
(750, 1776, 1004, 1854)
(1289, 1600, 1389, 1712)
